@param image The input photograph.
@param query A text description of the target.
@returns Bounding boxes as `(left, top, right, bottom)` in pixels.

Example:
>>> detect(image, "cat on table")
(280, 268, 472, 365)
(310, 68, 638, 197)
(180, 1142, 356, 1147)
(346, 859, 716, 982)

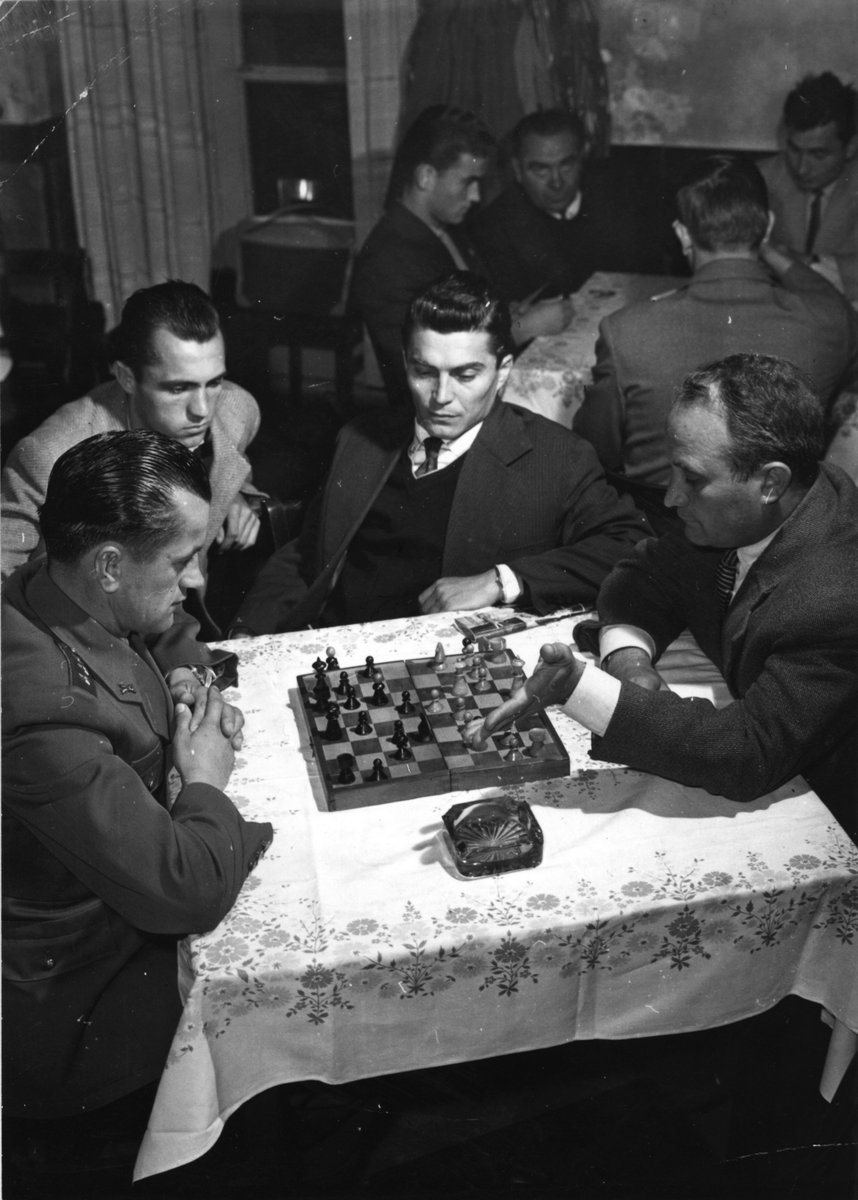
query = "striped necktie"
(416, 436, 442, 476)
(805, 189, 823, 256)
(716, 548, 739, 611)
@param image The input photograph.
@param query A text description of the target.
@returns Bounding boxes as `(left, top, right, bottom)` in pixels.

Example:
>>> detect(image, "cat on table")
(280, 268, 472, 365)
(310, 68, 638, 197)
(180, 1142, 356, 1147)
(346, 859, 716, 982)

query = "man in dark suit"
(474, 354, 858, 841)
(574, 155, 858, 495)
(760, 72, 858, 303)
(233, 272, 649, 635)
(350, 106, 571, 406)
(2, 430, 272, 1118)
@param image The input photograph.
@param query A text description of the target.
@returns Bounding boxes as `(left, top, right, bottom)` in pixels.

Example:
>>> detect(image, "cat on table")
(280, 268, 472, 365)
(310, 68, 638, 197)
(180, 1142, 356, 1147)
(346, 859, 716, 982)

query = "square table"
(134, 612, 858, 1180)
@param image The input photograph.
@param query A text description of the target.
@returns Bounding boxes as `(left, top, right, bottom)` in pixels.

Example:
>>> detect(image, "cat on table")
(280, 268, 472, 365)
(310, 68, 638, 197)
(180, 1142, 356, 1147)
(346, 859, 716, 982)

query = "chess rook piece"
(335, 671, 350, 696)
(414, 712, 432, 741)
(397, 689, 416, 715)
(343, 684, 361, 710)
(371, 680, 389, 706)
(336, 753, 356, 784)
(525, 728, 547, 758)
(368, 758, 388, 781)
(487, 638, 508, 664)
(361, 656, 375, 679)
(324, 702, 343, 740)
(432, 642, 447, 669)
(325, 648, 340, 671)
(425, 687, 445, 714)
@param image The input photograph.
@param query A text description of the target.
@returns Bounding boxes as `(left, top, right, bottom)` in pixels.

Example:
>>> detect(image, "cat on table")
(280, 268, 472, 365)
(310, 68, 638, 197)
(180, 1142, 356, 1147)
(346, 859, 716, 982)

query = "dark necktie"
(416, 435, 442, 476)
(805, 189, 823, 256)
(716, 548, 739, 611)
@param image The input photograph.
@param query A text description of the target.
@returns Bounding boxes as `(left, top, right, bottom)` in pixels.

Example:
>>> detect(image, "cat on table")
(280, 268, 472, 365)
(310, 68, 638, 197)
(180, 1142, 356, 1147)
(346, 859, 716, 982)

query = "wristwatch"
(188, 663, 217, 688)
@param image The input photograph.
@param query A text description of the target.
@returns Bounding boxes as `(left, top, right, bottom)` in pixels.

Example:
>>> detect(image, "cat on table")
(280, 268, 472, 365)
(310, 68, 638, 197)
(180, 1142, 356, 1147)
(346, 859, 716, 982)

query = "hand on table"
(172, 684, 237, 791)
(601, 646, 668, 693)
(462, 641, 585, 746)
(216, 497, 261, 551)
(419, 569, 500, 614)
(512, 295, 574, 343)
(168, 669, 246, 749)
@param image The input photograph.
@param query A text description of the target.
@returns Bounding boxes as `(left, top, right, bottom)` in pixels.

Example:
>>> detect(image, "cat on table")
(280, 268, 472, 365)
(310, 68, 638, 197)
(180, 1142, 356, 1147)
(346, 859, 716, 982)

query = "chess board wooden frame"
(295, 648, 570, 811)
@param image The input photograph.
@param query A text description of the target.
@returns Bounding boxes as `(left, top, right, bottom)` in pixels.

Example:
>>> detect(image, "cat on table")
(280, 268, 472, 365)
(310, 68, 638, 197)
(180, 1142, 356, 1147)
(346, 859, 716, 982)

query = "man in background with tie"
(232, 272, 648, 634)
(760, 72, 858, 304)
(472, 354, 858, 841)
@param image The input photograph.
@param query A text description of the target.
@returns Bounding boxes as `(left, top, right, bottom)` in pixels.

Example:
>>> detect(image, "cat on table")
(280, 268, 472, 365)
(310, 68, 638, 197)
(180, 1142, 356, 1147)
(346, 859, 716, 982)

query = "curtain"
(56, 0, 221, 326)
(401, 0, 610, 153)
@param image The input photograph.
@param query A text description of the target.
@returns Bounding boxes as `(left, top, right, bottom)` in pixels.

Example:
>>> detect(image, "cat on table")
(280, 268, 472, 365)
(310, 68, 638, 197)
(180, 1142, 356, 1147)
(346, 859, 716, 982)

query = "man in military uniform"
(2, 430, 272, 1120)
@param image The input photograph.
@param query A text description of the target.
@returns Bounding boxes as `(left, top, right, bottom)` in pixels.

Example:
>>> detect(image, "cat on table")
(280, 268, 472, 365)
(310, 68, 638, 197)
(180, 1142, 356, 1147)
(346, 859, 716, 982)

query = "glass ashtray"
(442, 797, 544, 878)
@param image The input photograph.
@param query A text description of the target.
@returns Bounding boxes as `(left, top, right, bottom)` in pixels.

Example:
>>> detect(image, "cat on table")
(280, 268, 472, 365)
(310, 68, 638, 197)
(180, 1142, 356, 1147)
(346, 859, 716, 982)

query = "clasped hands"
(168, 667, 245, 753)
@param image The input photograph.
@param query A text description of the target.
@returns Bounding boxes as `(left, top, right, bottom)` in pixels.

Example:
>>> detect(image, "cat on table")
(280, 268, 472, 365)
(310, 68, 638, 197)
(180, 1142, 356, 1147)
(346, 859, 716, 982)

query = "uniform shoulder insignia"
(55, 640, 97, 695)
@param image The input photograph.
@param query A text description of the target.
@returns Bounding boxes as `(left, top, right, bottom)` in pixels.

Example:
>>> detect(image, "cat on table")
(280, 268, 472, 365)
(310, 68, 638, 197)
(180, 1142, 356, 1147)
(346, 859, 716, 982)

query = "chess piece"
(462, 636, 475, 654)
(368, 758, 388, 781)
(312, 675, 331, 711)
(355, 709, 373, 736)
(391, 719, 405, 741)
(473, 666, 492, 693)
(323, 702, 342, 740)
(425, 688, 445, 714)
(335, 671, 350, 696)
(432, 642, 447, 669)
(371, 680, 389, 705)
(451, 666, 470, 697)
(414, 712, 432, 741)
(393, 735, 413, 761)
(343, 684, 360, 710)
(463, 716, 488, 751)
(336, 753, 356, 784)
(325, 647, 339, 671)
(464, 654, 480, 679)
(397, 690, 416, 715)
(503, 731, 525, 762)
(312, 657, 326, 674)
(361, 655, 375, 679)
(525, 728, 547, 758)
(487, 637, 508, 664)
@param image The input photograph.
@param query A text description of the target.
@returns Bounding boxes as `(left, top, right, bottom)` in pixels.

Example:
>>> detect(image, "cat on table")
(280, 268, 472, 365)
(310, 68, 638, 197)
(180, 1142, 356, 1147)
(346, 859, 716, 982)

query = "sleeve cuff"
(598, 624, 656, 664)
(495, 563, 522, 605)
(561, 660, 621, 737)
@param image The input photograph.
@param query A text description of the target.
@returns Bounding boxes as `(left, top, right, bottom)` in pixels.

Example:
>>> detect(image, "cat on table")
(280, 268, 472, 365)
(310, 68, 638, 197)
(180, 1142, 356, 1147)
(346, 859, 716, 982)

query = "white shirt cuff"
(598, 624, 656, 664)
(495, 563, 522, 604)
(561, 660, 621, 737)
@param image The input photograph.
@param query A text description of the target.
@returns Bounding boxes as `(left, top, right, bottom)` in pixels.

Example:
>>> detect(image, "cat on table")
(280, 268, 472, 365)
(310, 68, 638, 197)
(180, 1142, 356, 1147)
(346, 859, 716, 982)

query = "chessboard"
(295, 643, 570, 811)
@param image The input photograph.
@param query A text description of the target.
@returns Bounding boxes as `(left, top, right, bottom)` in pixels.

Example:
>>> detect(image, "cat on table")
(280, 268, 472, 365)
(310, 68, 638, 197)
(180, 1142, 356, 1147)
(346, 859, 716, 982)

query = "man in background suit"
(760, 72, 858, 303)
(1, 280, 264, 583)
(574, 155, 858, 502)
(475, 354, 858, 841)
(233, 272, 648, 635)
(350, 106, 571, 406)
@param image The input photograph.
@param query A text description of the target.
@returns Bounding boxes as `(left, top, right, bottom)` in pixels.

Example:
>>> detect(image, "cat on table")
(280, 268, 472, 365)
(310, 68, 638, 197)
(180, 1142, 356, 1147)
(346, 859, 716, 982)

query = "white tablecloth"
(504, 271, 680, 427)
(135, 612, 858, 1180)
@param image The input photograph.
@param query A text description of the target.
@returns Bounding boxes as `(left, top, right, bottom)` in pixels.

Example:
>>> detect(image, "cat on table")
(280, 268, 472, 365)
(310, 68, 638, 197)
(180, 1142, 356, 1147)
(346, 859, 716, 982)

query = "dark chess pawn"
(368, 758, 388, 782)
(336, 753, 356, 784)
(323, 702, 342, 740)
(361, 655, 376, 679)
(391, 719, 405, 742)
(325, 646, 339, 671)
(335, 671, 350, 696)
(462, 636, 475, 654)
(371, 680, 389, 706)
(414, 712, 432, 741)
(343, 685, 361, 710)
(503, 731, 525, 762)
(355, 710, 373, 736)
(473, 665, 492, 692)
(397, 689, 416, 715)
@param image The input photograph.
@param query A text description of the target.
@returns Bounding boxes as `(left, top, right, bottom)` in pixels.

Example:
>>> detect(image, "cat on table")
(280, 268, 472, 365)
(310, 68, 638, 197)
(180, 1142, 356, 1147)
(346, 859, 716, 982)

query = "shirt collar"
(735, 527, 780, 589)
(410, 420, 484, 470)
(547, 190, 583, 221)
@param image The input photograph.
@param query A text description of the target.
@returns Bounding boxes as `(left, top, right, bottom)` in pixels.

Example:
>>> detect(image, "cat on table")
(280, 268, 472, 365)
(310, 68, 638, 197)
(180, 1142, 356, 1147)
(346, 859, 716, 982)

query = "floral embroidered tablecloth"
(504, 271, 680, 427)
(134, 612, 858, 1180)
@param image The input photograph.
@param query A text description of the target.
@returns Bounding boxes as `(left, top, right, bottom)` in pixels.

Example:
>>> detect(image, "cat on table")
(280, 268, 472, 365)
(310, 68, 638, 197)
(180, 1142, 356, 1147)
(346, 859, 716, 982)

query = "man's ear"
(759, 461, 792, 504)
(673, 220, 693, 258)
(113, 360, 136, 397)
(92, 543, 124, 594)
(414, 163, 436, 193)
